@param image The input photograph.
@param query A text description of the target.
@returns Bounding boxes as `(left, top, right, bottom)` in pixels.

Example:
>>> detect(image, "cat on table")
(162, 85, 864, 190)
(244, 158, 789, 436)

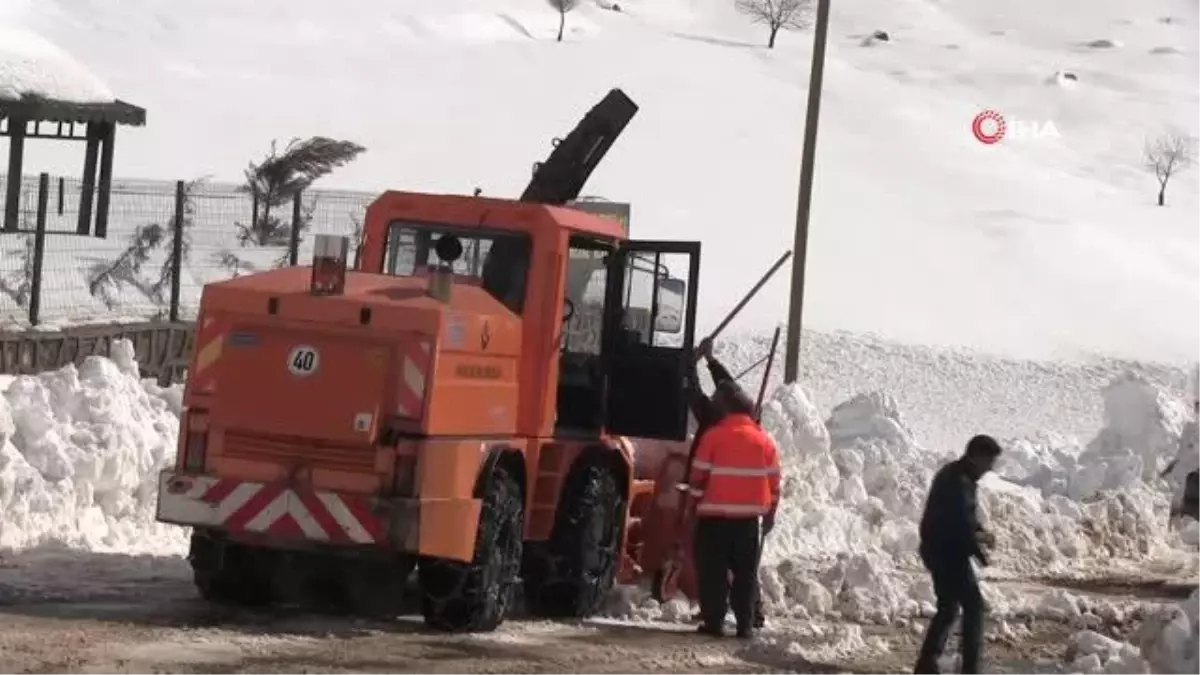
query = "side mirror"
(434, 234, 464, 265)
(654, 277, 685, 333)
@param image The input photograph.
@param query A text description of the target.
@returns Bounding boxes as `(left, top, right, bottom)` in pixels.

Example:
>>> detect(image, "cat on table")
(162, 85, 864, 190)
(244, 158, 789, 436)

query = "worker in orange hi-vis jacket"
(687, 379, 782, 640)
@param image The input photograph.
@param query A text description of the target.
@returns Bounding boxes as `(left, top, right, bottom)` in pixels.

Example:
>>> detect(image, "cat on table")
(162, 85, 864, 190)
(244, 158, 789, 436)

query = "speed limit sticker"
(287, 345, 320, 377)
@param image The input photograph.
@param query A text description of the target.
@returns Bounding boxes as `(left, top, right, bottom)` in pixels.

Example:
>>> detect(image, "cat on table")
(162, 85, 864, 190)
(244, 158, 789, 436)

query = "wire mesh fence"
(0, 174, 373, 328)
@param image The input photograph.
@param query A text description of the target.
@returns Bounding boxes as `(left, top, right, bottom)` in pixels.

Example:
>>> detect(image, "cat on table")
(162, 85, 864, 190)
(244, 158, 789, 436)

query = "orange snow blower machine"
(156, 89, 709, 631)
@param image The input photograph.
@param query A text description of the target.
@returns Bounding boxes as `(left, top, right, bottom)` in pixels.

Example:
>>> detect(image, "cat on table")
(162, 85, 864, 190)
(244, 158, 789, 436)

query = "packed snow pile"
(0, 23, 115, 102)
(1133, 588, 1199, 674)
(0, 340, 185, 554)
(0, 342, 1192, 637)
(1161, 365, 1200, 506)
(1065, 629, 1149, 673)
(1067, 589, 1199, 674)
(700, 374, 1188, 626)
(969, 373, 1188, 501)
(1086, 375, 1190, 484)
(607, 369, 1194, 627)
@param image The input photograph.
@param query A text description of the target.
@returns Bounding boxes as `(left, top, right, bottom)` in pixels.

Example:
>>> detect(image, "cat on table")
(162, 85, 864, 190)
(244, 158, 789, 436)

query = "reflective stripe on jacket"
(687, 412, 781, 518)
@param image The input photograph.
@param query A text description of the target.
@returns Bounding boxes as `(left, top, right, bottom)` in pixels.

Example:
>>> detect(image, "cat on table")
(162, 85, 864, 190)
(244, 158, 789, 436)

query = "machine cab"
(357, 191, 700, 443)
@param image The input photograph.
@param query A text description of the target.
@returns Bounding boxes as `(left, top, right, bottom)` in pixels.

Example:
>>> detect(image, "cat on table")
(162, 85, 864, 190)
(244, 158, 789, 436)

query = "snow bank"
(616, 371, 1194, 627)
(1067, 589, 1199, 674)
(0, 23, 115, 102)
(753, 369, 1185, 624)
(1065, 629, 1149, 673)
(1166, 367, 1200, 504)
(1133, 589, 1199, 674)
(0, 339, 1191, 641)
(0, 340, 185, 554)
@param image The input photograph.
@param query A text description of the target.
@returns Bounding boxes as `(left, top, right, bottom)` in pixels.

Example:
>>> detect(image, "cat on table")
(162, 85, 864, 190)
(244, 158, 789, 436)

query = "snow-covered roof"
(0, 24, 114, 103)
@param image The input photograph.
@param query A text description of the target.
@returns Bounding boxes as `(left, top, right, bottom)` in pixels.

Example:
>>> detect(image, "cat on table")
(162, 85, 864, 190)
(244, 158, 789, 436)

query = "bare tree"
(548, 0, 580, 42)
(735, 0, 813, 49)
(1144, 131, 1195, 206)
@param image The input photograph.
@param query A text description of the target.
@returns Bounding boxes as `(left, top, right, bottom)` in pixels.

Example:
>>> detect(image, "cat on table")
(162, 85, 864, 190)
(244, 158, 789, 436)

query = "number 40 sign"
(288, 345, 320, 377)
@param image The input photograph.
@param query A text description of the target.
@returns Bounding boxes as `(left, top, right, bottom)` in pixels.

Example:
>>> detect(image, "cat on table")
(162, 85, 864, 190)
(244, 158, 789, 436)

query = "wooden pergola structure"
(0, 95, 146, 237)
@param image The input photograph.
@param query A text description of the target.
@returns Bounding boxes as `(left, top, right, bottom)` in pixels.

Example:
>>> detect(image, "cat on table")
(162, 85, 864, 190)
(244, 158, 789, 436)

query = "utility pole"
(783, 0, 832, 384)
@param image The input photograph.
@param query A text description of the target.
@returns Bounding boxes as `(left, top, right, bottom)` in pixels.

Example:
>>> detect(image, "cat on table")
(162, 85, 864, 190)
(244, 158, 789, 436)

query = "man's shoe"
(753, 612, 766, 628)
(736, 626, 754, 640)
(912, 659, 940, 674)
(697, 623, 724, 637)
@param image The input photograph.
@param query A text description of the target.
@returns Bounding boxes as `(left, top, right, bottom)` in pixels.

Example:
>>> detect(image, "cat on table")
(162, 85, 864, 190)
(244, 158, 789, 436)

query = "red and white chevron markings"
(159, 473, 384, 544)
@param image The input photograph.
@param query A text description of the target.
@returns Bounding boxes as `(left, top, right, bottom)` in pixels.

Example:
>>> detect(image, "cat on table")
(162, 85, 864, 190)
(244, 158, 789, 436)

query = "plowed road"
(0, 550, 1190, 673)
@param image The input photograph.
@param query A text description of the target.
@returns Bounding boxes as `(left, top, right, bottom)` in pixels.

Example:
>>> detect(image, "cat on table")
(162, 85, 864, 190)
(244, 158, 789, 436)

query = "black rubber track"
(524, 461, 625, 618)
(419, 463, 524, 632)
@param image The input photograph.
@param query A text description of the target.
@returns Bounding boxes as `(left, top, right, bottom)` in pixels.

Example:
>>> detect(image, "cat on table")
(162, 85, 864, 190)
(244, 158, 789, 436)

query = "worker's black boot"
(697, 623, 724, 637)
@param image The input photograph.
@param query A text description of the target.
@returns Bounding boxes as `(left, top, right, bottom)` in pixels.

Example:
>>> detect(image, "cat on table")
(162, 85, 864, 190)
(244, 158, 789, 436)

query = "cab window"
(561, 246, 687, 353)
(562, 240, 610, 356)
(384, 220, 532, 314)
(556, 236, 613, 433)
(614, 251, 687, 346)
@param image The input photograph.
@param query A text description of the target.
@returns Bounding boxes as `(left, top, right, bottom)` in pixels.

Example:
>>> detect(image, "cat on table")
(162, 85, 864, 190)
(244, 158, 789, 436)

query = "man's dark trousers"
(915, 558, 984, 674)
(694, 516, 760, 632)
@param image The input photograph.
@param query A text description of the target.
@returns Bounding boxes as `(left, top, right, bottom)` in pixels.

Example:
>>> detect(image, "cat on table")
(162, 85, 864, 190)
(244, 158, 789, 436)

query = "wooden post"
(29, 173, 49, 326)
(77, 124, 100, 235)
(169, 180, 185, 322)
(4, 116, 27, 232)
(57, 176, 65, 216)
(94, 123, 116, 238)
(783, 0, 832, 383)
(288, 191, 303, 266)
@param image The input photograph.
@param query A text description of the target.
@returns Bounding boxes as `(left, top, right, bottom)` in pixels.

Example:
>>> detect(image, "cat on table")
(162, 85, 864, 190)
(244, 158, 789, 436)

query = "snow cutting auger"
(154, 88, 722, 631)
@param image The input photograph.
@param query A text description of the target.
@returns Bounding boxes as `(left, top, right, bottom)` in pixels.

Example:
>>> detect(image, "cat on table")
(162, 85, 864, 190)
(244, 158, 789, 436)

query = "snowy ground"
(0, 547, 1190, 673)
(0, 341, 1195, 672)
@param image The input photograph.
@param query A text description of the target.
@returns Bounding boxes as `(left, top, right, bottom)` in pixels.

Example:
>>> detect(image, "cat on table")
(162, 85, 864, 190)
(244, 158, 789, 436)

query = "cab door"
(601, 240, 701, 441)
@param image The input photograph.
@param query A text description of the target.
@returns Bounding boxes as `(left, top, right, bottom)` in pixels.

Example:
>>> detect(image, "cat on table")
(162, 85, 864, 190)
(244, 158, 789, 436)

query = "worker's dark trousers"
(914, 559, 984, 674)
(694, 516, 760, 632)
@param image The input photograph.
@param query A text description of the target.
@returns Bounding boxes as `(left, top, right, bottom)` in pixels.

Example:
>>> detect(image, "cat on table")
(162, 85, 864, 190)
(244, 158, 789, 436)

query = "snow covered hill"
(2, 0, 1197, 362)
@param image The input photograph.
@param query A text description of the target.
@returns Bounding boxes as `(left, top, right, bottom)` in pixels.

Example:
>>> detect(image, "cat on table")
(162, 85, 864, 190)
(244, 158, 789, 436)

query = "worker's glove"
(762, 512, 776, 536)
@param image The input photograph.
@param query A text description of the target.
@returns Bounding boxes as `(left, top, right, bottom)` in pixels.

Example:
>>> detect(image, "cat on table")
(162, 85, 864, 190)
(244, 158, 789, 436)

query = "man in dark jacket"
(684, 338, 767, 630)
(913, 435, 1002, 674)
(685, 337, 735, 474)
